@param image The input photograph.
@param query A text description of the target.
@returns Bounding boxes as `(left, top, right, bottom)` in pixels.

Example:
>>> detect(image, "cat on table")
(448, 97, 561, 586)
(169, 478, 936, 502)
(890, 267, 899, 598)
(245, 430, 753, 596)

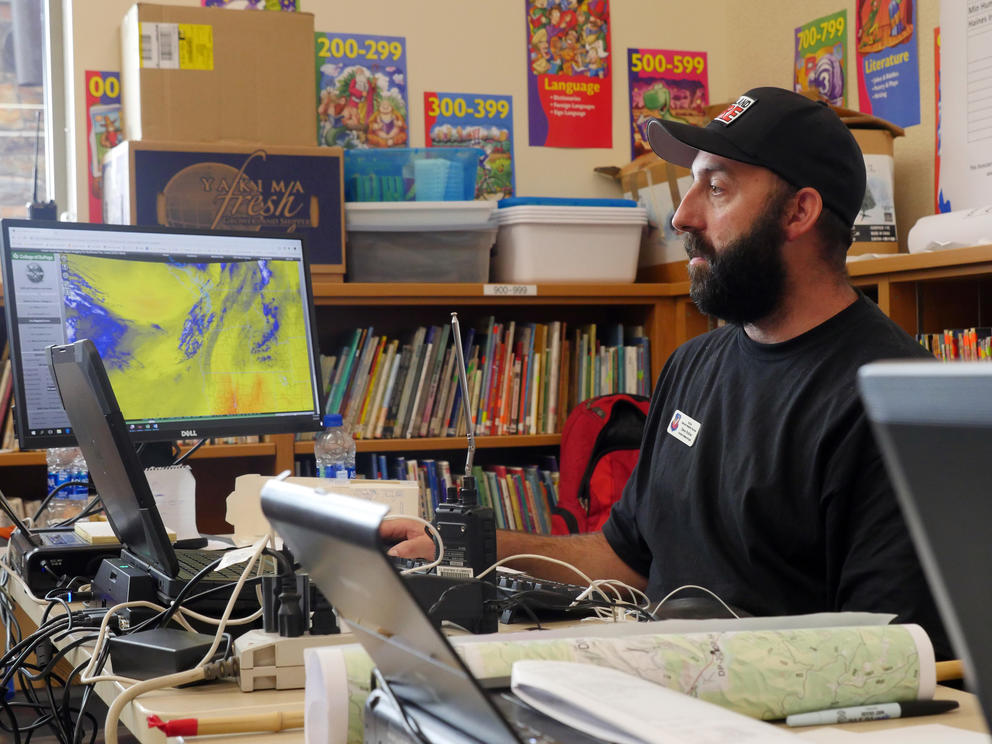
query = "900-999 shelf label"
(483, 284, 538, 296)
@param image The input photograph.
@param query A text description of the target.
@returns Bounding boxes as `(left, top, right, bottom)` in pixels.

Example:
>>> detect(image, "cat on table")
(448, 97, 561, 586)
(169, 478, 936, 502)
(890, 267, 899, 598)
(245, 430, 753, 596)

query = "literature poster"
(424, 92, 516, 199)
(794, 10, 847, 106)
(84, 71, 122, 223)
(856, 0, 920, 128)
(202, 1, 298, 8)
(526, 0, 612, 148)
(627, 49, 708, 160)
(315, 32, 409, 150)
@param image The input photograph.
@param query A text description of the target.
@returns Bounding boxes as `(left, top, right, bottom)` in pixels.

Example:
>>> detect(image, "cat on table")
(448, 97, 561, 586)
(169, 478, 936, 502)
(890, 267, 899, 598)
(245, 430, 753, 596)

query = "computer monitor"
(0, 219, 325, 449)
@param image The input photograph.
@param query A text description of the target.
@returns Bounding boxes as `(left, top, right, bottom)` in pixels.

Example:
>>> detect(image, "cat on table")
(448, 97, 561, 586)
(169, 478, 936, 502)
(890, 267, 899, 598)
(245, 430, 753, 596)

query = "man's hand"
(381, 517, 435, 560)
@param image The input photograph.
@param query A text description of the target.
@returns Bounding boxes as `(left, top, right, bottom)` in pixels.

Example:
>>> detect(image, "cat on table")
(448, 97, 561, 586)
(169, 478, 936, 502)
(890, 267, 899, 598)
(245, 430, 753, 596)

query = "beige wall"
(64, 0, 938, 249)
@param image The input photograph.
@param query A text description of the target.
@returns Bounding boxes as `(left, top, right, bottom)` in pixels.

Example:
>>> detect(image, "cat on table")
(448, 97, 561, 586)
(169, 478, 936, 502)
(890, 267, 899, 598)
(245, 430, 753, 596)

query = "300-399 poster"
(424, 92, 516, 199)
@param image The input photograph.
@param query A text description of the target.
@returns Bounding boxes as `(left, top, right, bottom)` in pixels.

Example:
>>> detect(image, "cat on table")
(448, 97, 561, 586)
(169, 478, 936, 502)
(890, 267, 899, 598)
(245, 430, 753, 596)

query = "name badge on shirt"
(667, 409, 700, 447)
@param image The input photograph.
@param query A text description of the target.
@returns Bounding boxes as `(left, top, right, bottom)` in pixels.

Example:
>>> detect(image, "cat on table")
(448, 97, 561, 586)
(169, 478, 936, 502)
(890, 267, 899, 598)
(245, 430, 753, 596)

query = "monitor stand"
(136, 441, 180, 468)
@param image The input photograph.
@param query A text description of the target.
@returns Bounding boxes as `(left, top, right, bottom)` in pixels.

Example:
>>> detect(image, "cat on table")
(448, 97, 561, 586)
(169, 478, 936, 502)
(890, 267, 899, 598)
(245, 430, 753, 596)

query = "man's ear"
(782, 186, 823, 242)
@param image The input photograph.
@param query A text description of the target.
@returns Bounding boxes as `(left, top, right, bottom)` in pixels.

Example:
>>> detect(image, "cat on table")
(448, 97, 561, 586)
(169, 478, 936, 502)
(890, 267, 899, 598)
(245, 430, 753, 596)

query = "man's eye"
(709, 184, 723, 195)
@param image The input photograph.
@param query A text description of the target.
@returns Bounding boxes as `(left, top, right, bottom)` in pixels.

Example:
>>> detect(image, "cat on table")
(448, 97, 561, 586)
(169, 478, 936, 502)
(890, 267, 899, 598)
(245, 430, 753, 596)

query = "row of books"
(295, 453, 561, 533)
(317, 319, 651, 441)
(918, 328, 992, 361)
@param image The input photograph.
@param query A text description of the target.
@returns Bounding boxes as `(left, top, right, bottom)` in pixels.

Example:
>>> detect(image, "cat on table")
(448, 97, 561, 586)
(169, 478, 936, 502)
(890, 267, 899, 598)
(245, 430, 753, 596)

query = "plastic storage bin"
(491, 197, 648, 283)
(345, 201, 498, 282)
(343, 147, 483, 202)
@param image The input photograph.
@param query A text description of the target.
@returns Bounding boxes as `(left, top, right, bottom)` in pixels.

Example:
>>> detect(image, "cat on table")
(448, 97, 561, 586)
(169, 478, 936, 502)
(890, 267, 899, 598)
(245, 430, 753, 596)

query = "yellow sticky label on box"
(177, 24, 213, 71)
(138, 22, 213, 71)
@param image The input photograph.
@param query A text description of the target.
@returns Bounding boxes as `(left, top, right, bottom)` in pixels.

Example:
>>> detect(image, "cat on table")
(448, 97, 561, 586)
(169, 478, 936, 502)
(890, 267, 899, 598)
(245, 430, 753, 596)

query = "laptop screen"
(48, 339, 179, 578)
(260, 479, 523, 744)
(859, 359, 992, 725)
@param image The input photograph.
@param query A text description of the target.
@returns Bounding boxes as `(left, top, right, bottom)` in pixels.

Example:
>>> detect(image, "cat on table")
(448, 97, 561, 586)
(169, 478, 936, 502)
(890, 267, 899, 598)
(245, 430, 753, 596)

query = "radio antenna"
(450, 312, 476, 477)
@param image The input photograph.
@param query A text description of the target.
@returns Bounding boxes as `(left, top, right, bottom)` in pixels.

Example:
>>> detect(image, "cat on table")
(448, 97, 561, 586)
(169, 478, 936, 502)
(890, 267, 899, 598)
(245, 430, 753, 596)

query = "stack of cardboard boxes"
(102, 4, 346, 277)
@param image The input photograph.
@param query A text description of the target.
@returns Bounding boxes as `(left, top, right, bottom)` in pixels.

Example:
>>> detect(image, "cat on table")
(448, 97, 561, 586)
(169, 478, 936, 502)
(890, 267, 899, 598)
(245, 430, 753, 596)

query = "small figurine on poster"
(424, 92, 515, 199)
(315, 32, 409, 150)
(794, 10, 848, 106)
(627, 49, 708, 160)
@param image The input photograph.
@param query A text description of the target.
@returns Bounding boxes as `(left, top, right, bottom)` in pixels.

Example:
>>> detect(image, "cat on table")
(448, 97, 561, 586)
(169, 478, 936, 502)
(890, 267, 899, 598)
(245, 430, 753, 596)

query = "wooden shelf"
(294, 434, 561, 455)
(0, 442, 277, 467)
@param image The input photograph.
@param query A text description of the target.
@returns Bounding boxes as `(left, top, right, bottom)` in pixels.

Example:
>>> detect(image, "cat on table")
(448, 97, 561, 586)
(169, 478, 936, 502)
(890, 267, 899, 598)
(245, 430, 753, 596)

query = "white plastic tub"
(491, 200, 647, 283)
(345, 201, 497, 282)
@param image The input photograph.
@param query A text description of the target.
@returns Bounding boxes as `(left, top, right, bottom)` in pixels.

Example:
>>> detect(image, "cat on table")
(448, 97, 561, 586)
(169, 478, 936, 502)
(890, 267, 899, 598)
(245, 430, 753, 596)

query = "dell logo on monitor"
(181, 430, 198, 437)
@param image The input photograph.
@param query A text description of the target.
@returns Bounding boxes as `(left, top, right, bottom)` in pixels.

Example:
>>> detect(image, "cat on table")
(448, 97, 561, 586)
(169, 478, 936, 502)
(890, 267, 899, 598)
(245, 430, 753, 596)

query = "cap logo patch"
(713, 95, 755, 126)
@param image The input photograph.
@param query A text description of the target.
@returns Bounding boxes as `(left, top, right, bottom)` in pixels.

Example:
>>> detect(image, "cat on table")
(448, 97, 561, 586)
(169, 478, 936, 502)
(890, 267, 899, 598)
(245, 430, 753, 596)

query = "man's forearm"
(496, 529, 647, 589)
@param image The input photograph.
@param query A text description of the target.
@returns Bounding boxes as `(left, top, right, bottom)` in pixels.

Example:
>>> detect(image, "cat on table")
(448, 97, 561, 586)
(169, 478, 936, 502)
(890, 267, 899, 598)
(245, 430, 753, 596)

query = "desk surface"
(4, 563, 989, 744)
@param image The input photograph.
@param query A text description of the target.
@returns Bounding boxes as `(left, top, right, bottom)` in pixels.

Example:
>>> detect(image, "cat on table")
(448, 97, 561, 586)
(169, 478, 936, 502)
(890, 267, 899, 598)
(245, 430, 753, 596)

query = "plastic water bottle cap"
(322, 414, 344, 428)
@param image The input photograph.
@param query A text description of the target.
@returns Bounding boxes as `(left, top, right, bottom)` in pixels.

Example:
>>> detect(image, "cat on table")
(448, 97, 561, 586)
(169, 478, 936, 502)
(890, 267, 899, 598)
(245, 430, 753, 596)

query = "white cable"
(479, 553, 614, 605)
(651, 584, 741, 620)
(101, 536, 270, 744)
(382, 514, 446, 574)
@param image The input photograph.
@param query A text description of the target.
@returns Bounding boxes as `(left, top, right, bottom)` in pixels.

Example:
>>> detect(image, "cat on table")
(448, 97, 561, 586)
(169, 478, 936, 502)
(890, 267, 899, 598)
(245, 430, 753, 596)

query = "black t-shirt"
(602, 290, 951, 658)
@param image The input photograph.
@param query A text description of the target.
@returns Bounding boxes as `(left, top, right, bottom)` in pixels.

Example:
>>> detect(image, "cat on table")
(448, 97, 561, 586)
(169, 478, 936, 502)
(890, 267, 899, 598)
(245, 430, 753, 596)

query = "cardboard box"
(120, 4, 316, 146)
(849, 127, 898, 256)
(604, 110, 903, 271)
(102, 140, 345, 274)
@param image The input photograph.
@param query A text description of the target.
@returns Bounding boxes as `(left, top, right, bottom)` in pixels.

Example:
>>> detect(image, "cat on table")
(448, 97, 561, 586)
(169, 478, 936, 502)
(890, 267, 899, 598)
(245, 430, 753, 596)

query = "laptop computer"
(46, 339, 244, 601)
(259, 477, 607, 744)
(858, 359, 992, 726)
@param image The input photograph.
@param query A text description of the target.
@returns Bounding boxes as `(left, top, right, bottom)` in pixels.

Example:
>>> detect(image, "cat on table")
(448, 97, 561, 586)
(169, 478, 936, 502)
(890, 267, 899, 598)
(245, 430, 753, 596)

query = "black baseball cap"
(646, 86, 866, 228)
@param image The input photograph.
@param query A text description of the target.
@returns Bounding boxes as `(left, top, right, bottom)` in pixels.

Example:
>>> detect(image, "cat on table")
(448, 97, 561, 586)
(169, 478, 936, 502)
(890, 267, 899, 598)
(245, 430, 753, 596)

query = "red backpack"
(551, 393, 651, 534)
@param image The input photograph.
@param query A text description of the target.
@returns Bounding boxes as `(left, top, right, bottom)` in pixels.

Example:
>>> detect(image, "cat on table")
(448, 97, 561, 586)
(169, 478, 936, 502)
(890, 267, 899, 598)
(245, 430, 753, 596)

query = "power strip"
(233, 628, 354, 691)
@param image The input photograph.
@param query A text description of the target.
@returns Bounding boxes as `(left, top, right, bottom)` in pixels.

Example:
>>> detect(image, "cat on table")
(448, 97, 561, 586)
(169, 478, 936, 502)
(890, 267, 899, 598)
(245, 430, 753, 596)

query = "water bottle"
(69, 448, 90, 500)
(314, 414, 356, 479)
(45, 447, 72, 496)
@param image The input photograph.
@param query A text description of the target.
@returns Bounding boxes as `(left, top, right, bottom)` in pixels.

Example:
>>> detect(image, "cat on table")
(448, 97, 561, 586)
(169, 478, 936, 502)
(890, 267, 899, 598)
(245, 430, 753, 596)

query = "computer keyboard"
(494, 572, 596, 624)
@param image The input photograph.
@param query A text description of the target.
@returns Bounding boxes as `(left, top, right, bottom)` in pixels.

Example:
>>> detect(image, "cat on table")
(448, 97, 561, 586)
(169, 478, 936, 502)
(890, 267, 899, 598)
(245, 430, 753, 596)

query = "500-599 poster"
(526, 0, 612, 148)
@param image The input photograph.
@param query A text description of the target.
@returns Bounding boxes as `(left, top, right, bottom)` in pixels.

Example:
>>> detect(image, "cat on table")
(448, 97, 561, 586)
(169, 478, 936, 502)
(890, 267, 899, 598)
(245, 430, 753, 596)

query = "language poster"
(202, 1, 298, 8)
(526, 0, 612, 148)
(315, 32, 409, 149)
(794, 10, 847, 106)
(424, 92, 516, 199)
(856, 0, 920, 128)
(84, 71, 122, 223)
(627, 49, 708, 160)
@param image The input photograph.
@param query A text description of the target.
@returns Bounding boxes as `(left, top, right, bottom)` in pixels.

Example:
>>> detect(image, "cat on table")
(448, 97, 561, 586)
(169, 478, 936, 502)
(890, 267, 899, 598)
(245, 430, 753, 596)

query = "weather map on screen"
(60, 256, 315, 421)
(0, 220, 324, 449)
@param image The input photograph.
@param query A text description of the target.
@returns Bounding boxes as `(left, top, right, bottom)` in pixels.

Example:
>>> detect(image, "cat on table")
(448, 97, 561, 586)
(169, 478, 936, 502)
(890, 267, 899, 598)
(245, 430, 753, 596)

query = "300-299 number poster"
(526, 0, 611, 148)
(627, 49, 708, 160)
(315, 32, 409, 149)
(424, 92, 516, 199)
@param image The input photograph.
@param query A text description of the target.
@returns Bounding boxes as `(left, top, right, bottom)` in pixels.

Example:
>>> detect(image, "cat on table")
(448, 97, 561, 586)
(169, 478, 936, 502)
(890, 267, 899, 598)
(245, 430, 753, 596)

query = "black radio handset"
(432, 312, 497, 581)
(27, 110, 57, 220)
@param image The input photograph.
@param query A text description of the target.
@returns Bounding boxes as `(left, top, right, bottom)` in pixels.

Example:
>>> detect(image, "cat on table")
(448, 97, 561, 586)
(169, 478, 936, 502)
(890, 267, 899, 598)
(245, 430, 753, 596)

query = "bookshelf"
(10, 244, 992, 527)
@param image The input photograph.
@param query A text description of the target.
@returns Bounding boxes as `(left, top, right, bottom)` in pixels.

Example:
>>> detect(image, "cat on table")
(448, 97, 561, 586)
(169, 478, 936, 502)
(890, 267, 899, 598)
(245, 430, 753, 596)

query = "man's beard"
(684, 197, 789, 326)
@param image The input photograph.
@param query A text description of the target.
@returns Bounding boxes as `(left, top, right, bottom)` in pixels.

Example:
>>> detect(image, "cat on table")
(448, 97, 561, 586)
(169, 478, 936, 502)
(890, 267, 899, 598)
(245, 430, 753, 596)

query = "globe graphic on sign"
(25, 262, 44, 283)
(157, 162, 263, 230)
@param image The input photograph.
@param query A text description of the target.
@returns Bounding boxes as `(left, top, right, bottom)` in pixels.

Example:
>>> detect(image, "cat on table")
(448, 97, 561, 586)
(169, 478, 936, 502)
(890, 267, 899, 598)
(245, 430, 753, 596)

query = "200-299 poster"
(526, 0, 612, 148)
(315, 32, 409, 149)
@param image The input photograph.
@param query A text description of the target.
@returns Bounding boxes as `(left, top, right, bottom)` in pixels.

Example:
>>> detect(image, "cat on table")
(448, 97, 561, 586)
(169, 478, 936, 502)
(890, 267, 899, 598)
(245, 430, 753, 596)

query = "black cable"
(31, 481, 90, 523)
